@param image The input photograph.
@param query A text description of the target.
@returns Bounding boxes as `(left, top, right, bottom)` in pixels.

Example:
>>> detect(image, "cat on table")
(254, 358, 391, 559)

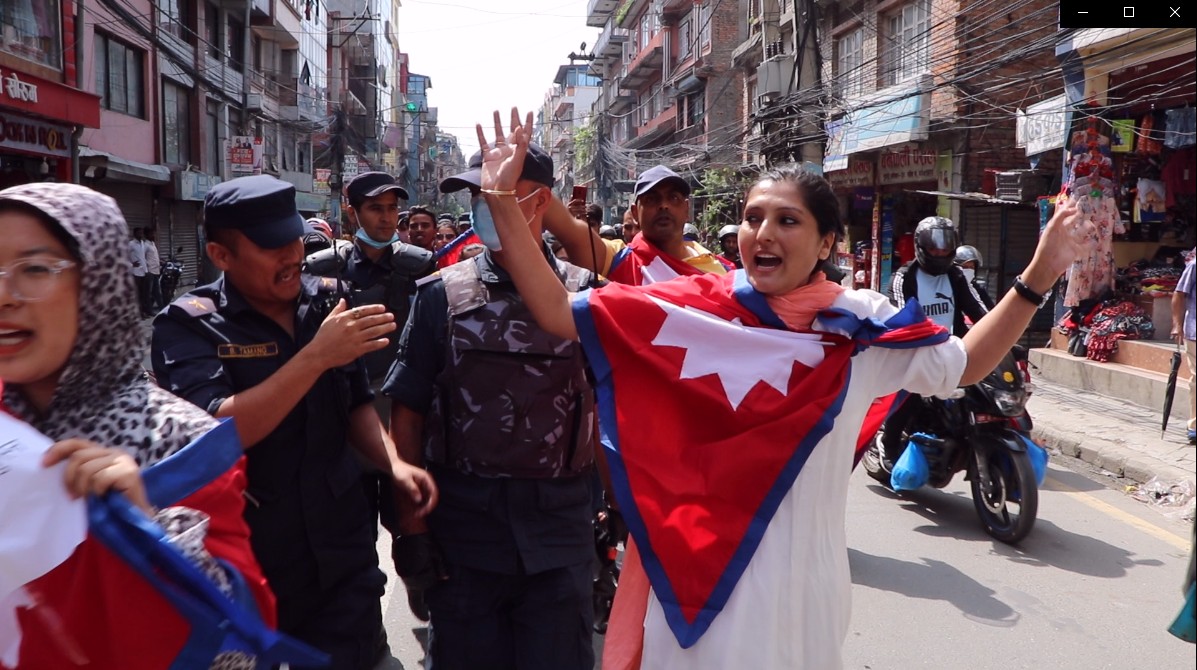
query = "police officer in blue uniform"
(304, 171, 434, 390)
(150, 174, 437, 670)
(384, 145, 601, 670)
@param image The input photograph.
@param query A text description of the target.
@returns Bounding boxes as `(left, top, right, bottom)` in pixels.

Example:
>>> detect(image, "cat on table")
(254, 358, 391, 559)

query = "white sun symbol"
(649, 297, 832, 410)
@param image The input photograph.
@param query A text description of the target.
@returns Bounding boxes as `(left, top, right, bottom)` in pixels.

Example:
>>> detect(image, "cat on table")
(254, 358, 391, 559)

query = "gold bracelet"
(480, 188, 517, 196)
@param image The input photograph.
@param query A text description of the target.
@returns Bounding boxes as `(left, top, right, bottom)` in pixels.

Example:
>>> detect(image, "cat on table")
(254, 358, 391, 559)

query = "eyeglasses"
(435, 233, 456, 241)
(0, 258, 77, 301)
(638, 191, 687, 208)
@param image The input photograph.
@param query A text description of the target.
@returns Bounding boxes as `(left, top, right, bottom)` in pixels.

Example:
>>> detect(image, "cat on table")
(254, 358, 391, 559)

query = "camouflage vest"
(424, 257, 596, 478)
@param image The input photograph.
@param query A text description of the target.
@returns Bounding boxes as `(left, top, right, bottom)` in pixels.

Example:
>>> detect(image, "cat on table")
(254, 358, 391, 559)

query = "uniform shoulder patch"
(172, 295, 216, 317)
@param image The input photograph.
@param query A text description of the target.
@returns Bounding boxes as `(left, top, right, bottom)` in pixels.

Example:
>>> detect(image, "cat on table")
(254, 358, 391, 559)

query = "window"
(94, 33, 145, 117)
(205, 3, 221, 58)
(227, 16, 245, 72)
(881, 0, 931, 87)
(679, 92, 704, 130)
(159, 0, 193, 43)
(700, 2, 713, 47)
(836, 27, 865, 98)
(163, 81, 192, 165)
(0, 0, 62, 68)
(677, 15, 692, 63)
(747, 0, 763, 34)
(205, 100, 220, 173)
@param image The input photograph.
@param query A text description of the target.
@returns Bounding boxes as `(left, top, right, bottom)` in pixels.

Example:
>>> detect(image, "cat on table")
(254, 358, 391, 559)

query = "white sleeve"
(861, 337, 968, 399)
(820, 289, 967, 399)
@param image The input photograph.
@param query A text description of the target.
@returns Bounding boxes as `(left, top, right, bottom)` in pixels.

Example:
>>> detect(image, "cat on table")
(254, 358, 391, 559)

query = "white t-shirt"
(128, 239, 147, 278)
(144, 240, 161, 275)
(914, 270, 955, 331)
(637, 289, 968, 670)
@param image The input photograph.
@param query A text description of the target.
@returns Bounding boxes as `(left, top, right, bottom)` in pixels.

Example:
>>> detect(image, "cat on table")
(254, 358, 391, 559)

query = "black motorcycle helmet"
(914, 216, 959, 275)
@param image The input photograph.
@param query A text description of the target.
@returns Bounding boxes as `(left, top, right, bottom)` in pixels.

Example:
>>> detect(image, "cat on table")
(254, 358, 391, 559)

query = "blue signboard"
(824, 83, 931, 173)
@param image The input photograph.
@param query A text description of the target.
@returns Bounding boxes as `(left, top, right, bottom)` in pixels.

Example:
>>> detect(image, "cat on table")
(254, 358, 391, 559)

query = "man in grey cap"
(151, 174, 437, 669)
(544, 164, 733, 285)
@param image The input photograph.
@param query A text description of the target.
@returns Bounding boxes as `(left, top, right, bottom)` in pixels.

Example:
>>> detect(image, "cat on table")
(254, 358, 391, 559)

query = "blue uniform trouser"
(425, 561, 595, 670)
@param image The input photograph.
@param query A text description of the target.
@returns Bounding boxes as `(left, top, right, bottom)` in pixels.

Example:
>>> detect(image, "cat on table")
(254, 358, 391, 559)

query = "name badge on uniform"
(217, 342, 280, 359)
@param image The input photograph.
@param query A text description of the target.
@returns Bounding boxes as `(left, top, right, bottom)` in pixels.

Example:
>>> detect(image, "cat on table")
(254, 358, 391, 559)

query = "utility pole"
(329, 108, 345, 230)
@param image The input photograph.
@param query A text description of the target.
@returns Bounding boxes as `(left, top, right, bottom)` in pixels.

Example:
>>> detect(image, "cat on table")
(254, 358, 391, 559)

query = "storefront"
(1054, 28, 1195, 346)
(0, 70, 100, 186)
(824, 80, 953, 295)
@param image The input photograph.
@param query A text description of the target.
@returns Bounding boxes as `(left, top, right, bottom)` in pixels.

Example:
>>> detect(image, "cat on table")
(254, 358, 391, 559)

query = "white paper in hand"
(0, 413, 87, 600)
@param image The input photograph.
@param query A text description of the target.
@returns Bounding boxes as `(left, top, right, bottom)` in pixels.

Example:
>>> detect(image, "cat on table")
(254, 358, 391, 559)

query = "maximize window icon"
(1123, 6, 1135, 16)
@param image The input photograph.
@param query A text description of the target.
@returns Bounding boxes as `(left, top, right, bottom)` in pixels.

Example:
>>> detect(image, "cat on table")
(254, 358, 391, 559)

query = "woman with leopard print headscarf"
(0, 183, 299, 669)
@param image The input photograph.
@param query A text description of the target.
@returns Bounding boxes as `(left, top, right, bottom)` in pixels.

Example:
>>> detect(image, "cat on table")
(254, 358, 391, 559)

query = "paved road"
(374, 455, 1193, 669)
(843, 461, 1193, 670)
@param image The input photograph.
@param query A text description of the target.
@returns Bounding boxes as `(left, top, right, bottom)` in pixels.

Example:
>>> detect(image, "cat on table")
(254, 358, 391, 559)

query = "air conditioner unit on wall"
(246, 93, 263, 112)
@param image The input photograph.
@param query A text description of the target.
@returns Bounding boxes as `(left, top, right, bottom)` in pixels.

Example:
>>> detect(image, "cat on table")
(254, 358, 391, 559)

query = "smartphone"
(572, 185, 588, 202)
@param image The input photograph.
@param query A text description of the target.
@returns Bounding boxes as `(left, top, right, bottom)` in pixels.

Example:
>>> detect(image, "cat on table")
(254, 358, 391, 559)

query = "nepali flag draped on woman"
(572, 270, 957, 669)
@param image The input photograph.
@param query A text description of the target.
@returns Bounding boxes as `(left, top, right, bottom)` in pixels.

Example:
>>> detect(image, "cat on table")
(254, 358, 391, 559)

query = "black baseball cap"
(634, 165, 691, 200)
(204, 175, 305, 249)
(439, 144, 555, 193)
(346, 171, 409, 208)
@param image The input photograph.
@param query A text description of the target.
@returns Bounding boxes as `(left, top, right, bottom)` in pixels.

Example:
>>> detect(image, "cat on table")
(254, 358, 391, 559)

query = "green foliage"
(692, 167, 751, 238)
(573, 122, 597, 180)
(614, 0, 635, 26)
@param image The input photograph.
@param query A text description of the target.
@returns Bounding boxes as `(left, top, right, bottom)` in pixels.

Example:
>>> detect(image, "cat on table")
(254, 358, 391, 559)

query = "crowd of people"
(1, 104, 1098, 670)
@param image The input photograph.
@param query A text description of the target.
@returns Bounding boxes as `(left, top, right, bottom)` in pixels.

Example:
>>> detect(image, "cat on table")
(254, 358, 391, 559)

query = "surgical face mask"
(961, 267, 976, 282)
(470, 190, 539, 252)
(355, 227, 397, 249)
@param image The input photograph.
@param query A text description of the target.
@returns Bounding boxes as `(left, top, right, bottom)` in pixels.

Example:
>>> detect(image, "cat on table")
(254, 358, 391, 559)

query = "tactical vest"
(304, 239, 434, 382)
(423, 258, 596, 479)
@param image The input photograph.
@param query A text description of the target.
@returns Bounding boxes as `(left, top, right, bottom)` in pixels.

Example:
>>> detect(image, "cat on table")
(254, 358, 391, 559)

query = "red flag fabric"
(573, 272, 949, 649)
(607, 235, 732, 286)
(2, 419, 324, 670)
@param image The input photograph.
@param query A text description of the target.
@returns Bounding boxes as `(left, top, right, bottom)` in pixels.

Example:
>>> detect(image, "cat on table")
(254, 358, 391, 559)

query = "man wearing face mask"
(954, 244, 995, 309)
(381, 142, 604, 669)
(304, 172, 435, 388)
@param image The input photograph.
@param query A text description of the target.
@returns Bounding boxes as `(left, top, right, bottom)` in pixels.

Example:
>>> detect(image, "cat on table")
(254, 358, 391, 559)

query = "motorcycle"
(861, 347, 1044, 544)
(160, 256, 184, 303)
(592, 506, 624, 634)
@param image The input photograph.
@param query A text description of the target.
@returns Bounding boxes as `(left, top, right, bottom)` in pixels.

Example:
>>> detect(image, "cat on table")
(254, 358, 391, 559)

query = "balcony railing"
(622, 30, 665, 88)
(594, 20, 630, 60)
(586, 0, 620, 27)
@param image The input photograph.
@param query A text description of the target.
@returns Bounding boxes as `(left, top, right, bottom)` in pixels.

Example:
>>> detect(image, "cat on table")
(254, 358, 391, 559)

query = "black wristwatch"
(1012, 275, 1052, 308)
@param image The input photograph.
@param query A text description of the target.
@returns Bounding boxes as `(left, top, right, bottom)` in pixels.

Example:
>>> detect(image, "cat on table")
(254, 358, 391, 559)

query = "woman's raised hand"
(476, 108, 535, 193)
(1032, 196, 1088, 280)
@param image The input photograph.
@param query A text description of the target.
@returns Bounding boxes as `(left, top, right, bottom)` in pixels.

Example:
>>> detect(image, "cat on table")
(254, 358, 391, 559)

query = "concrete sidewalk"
(1027, 376, 1195, 490)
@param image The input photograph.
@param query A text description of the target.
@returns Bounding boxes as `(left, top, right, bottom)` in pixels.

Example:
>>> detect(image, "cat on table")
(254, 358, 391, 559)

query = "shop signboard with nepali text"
(1016, 95, 1068, 156)
(878, 144, 938, 185)
(827, 158, 874, 189)
(0, 113, 71, 158)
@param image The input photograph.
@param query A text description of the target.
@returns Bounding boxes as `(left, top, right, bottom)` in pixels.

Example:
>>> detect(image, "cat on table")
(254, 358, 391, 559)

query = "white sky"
(396, 0, 600, 158)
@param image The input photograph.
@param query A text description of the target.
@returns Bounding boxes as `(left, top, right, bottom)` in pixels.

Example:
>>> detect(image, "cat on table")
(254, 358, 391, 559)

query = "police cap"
(346, 171, 410, 208)
(204, 175, 305, 249)
(440, 144, 555, 193)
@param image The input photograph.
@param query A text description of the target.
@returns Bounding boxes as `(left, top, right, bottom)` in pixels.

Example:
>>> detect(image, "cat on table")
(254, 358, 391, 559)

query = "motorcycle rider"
(955, 244, 995, 309)
(880, 216, 991, 470)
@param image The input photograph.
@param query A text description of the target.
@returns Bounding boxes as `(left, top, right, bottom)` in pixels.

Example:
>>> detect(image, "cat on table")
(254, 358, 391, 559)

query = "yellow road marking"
(1043, 475, 1189, 551)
